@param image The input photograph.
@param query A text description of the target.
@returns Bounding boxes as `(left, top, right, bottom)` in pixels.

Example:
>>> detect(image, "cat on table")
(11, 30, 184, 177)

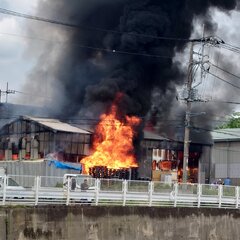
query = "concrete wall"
(1, 206, 240, 240)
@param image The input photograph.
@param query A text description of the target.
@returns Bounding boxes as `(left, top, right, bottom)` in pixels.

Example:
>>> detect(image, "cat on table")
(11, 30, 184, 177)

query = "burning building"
(77, 95, 211, 183)
(0, 113, 211, 183)
(139, 130, 211, 183)
(12, 1, 238, 181)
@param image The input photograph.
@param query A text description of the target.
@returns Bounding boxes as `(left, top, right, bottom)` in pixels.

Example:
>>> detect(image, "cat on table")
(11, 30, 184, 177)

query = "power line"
(210, 100, 240, 105)
(3, 8, 240, 70)
(0, 113, 229, 124)
(1, 113, 225, 125)
(206, 38, 240, 55)
(220, 44, 240, 55)
(203, 68, 240, 91)
(192, 126, 240, 138)
(0, 112, 185, 122)
(0, 32, 178, 60)
(210, 63, 240, 80)
(211, 46, 220, 99)
(0, 7, 190, 42)
(224, 42, 240, 51)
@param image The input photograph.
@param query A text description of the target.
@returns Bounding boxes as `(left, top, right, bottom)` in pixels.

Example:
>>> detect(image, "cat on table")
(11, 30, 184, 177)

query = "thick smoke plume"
(22, 0, 238, 143)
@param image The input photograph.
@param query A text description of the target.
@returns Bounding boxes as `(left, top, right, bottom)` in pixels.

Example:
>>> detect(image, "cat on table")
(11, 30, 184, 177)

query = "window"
(8, 178, 20, 187)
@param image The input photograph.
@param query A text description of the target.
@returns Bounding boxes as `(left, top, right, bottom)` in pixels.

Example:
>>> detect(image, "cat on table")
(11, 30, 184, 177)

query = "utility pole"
(181, 34, 224, 183)
(0, 83, 16, 104)
(182, 41, 194, 183)
(5, 83, 16, 103)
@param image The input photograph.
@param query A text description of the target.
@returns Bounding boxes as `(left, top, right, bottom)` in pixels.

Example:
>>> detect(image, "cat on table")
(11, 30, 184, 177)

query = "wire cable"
(191, 126, 240, 138)
(220, 45, 240, 55)
(210, 63, 240, 80)
(0, 32, 179, 60)
(202, 68, 240, 91)
(210, 100, 240, 105)
(0, 7, 191, 42)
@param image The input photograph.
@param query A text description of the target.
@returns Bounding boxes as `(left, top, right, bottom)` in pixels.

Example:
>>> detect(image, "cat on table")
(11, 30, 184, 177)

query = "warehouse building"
(211, 128, 240, 185)
(0, 115, 211, 183)
(139, 130, 211, 183)
(0, 116, 91, 162)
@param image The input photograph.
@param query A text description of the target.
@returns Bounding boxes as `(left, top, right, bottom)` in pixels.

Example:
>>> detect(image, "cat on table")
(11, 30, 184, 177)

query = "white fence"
(0, 175, 239, 209)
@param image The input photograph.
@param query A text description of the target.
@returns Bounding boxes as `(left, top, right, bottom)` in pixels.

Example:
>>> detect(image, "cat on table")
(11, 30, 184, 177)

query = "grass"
(100, 180, 123, 191)
(55, 182, 63, 188)
(127, 182, 149, 192)
(222, 187, 235, 197)
(153, 183, 173, 193)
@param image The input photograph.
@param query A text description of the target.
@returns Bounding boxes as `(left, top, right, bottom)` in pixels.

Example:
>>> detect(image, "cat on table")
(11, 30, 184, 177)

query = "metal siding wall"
(229, 164, 240, 178)
(228, 142, 240, 165)
(0, 161, 81, 187)
(213, 141, 240, 180)
(215, 164, 228, 178)
(198, 146, 211, 183)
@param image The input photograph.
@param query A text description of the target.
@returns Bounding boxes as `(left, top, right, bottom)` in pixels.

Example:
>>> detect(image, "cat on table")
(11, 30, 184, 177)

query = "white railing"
(0, 175, 239, 209)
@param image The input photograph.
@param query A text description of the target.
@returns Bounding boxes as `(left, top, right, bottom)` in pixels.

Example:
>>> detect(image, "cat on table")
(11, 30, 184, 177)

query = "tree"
(218, 112, 240, 129)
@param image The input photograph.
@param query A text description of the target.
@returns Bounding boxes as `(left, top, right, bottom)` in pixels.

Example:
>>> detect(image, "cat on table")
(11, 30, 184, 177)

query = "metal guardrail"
(0, 175, 239, 209)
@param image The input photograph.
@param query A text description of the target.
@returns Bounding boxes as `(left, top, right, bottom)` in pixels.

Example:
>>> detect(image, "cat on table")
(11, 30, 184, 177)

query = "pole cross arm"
(190, 36, 225, 45)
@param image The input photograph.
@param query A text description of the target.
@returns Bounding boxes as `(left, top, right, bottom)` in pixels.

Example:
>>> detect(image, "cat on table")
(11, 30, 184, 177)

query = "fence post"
(34, 176, 40, 206)
(2, 175, 7, 205)
(123, 180, 127, 206)
(218, 185, 222, 208)
(174, 183, 178, 207)
(236, 186, 239, 209)
(197, 184, 202, 208)
(149, 181, 153, 207)
(95, 179, 100, 206)
(66, 177, 70, 206)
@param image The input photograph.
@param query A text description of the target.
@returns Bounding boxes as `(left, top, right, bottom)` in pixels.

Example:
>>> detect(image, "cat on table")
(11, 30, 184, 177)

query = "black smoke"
(22, 0, 238, 142)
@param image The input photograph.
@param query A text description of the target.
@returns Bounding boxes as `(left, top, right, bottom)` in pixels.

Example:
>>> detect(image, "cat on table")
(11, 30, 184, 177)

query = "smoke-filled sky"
(1, 0, 240, 142)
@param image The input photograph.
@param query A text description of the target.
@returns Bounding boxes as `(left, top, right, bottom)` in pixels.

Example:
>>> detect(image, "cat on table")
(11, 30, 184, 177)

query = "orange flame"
(81, 100, 141, 173)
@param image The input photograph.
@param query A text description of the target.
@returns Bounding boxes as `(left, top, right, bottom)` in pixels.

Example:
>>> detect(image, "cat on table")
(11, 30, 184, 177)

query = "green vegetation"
(128, 181, 149, 192)
(202, 186, 236, 197)
(202, 186, 218, 195)
(222, 187, 235, 197)
(153, 183, 173, 193)
(100, 180, 122, 191)
(217, 112, 240, 129)
(55, 182, 63, 188)
(178, 185, 198, 194)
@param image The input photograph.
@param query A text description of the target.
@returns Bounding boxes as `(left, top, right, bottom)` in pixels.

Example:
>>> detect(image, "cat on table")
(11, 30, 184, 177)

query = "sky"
(1, 1, 240, 109)
(0, 0, 38, 102)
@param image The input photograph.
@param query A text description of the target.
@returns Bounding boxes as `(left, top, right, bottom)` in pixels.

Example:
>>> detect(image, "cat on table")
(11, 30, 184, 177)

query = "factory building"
(0, 116, 91, 162)
(0, 116, 211, 183)
(211, 128, 240, 185)
(139, 130, 211, 183)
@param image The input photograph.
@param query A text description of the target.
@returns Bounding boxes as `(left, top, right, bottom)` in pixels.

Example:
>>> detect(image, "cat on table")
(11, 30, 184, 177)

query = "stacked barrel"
(89, 166, 138, 180)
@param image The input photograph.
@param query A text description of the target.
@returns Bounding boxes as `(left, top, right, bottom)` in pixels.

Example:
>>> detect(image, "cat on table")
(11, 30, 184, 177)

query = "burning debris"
(89, 166, 130, 179)
(81, 93, 140, 174)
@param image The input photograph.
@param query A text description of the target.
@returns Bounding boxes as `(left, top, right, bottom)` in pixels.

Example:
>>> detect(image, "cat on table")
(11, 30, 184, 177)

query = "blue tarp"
(48, 160, 82, 171)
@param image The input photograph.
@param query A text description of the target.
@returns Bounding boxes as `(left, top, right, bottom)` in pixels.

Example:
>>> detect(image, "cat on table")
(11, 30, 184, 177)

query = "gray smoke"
(21, 0, 239, 143)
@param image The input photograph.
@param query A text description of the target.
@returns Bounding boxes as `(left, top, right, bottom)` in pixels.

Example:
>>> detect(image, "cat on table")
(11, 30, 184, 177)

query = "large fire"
(81, 97, 141, 174)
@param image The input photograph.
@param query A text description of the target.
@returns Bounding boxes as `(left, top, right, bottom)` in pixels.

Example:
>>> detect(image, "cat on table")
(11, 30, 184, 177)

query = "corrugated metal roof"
(23, 116, 91, 134)
(211, 128, 240, 142)
(143, 130, 169, 141)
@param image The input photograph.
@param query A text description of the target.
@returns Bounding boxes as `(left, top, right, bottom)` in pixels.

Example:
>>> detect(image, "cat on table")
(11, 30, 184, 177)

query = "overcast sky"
(0, 0, 38, 101)
(1, 1, 240, 107)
